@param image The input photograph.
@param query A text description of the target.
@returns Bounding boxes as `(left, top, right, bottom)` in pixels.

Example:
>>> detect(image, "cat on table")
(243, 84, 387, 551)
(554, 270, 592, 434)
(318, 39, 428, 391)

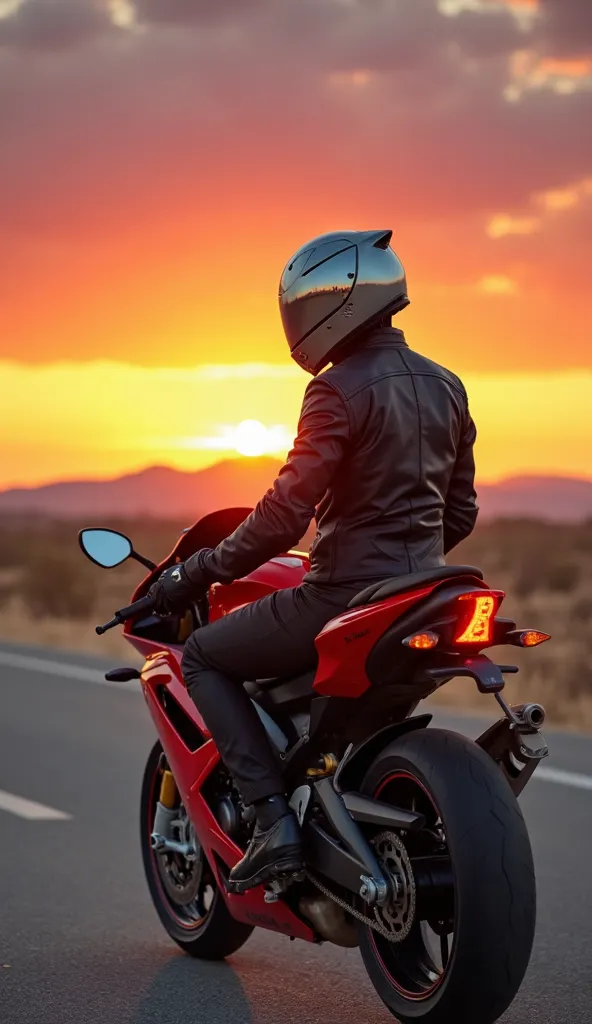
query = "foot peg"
(263, 879, 286, 903)
(264, 869, 305, 903)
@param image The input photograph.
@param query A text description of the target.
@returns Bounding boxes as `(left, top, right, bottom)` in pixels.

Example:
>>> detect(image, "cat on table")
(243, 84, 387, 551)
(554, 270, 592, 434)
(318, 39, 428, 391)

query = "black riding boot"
(228, 809, 303, 893)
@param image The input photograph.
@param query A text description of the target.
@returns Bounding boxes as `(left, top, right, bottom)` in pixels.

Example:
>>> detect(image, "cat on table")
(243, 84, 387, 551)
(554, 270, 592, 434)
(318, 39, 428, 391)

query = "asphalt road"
(1, 641, 591, 1024)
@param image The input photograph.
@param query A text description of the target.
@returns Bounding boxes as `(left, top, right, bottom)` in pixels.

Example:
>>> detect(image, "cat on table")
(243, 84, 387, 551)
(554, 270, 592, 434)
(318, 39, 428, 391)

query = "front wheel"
(140, 741, 253, 959)
(358, 728, 536, 1024)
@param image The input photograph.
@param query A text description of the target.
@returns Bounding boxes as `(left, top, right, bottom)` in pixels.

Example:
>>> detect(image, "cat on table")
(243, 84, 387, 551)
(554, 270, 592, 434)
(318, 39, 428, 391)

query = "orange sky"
(0, 0, 590, 489)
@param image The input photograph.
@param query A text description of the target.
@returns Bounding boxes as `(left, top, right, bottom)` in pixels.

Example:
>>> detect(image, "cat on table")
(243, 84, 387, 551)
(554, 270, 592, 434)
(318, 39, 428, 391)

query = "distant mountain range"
(0, 459, 590, 522)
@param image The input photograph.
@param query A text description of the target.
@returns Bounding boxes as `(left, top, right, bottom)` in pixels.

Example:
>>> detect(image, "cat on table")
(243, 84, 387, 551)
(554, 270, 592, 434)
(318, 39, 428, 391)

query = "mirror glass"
(79, 529, 133, 568)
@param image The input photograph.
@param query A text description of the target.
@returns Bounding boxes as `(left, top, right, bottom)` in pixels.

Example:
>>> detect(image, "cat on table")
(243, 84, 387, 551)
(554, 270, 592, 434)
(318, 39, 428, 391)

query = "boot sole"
(227, 852, 304, 895)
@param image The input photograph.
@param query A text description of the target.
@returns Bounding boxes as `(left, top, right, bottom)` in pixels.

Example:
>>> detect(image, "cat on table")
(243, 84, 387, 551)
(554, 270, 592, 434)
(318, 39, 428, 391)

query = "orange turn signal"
(518, 630, 551, 647)
(403, 631, 440, 650)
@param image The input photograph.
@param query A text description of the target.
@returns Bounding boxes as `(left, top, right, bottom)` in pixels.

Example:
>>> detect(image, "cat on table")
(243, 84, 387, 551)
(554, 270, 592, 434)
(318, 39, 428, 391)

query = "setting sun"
(233, 420, 286, 457)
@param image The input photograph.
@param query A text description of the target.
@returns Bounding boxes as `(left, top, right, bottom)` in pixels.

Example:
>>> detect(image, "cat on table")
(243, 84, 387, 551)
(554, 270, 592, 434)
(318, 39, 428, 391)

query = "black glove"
(148, 555, 209, 617)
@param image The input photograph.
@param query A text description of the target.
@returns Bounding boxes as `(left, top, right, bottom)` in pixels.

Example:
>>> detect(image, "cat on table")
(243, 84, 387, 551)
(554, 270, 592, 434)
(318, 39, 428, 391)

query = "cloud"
(477, 274, 520, 294)
(537, 1, 592, 58)
(487, 214, 541, 237)
(537, 177, 592, 210)
(488, 176, 592, 236)
(0, 0, 589, 372)
(0, 0, 116, 50)
(506, 49, 592, 99)
(136, 0, 257, 26)
(107, 0, 136, 28)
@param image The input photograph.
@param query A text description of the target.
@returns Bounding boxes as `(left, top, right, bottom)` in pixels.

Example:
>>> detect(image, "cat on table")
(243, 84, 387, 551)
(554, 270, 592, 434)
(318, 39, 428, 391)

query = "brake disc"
(155, 808, 203, 906)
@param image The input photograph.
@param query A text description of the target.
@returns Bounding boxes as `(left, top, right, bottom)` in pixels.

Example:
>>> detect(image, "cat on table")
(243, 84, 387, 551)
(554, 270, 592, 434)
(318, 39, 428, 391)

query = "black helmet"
(279, 229, 408, 375)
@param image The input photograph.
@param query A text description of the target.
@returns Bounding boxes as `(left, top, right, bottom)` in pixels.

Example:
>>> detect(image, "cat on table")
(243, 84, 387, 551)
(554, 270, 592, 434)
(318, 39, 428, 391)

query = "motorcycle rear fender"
(332, 714, 433, 794)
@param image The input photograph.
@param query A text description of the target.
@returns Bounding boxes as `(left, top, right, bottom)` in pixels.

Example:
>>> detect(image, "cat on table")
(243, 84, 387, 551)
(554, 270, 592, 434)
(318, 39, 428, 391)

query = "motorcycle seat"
(244, 670, 316, 707)
(348, 565, 484, 609)
(252, 670, 316, 692)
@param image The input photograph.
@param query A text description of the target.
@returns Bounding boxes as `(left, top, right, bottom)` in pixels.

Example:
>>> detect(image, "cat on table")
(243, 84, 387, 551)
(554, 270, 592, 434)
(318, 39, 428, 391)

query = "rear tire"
(140, 741, 253, 960)
(358, 727, 536, 1024)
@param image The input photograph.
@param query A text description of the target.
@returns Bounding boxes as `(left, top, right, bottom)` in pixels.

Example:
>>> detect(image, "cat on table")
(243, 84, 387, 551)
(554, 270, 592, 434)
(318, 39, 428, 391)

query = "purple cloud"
(0, 0, 114, 51)
(0, 0, 589, 368)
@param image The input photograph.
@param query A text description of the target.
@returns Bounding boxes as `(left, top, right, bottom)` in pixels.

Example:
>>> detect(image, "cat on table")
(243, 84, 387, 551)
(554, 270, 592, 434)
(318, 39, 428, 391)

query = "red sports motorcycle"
(79, 508, 550, 1024)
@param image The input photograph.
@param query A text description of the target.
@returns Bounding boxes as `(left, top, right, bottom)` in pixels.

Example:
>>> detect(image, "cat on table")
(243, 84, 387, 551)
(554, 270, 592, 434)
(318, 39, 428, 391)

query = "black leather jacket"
(197, 328, 478, 585)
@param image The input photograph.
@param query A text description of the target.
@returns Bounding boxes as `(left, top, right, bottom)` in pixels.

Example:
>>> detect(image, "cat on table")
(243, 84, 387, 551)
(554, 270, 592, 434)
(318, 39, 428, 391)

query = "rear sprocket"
(370, 830, 416, 943)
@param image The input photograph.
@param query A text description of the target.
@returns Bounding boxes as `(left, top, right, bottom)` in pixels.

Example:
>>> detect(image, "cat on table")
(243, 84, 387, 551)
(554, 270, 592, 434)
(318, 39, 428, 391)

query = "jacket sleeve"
(192, 377, 351, 584)
(443, 395, 479, 555)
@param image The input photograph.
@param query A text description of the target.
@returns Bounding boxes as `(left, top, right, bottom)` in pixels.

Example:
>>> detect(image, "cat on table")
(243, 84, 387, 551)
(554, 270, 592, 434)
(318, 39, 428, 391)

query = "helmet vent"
(372, 230, 393, 250)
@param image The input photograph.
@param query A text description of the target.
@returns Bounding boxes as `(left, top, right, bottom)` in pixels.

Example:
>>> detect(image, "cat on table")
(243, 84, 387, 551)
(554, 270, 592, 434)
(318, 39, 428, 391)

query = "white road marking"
(0, 789, 71, 821)
(0, 650, 140, 692)
(534, 766, 592, 792)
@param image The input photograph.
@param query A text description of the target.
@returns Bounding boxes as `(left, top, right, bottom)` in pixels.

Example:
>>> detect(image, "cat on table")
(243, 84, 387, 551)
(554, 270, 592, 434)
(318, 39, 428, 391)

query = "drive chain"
(305, 870, 409, 943)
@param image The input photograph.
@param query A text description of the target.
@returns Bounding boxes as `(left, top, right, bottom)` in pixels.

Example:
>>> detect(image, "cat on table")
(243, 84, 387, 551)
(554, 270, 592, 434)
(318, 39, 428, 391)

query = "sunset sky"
(0, 0, 590, 489)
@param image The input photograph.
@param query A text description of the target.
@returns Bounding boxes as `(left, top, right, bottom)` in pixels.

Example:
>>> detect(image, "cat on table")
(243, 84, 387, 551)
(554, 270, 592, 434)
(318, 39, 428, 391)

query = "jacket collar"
(364, 327, 405, 348)
(362, 326, 408, 348)
(332, 325, 408, 366)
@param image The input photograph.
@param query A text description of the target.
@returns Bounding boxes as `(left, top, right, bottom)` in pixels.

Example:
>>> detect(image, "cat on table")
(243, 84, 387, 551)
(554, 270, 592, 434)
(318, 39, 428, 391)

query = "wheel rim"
(148, 764, 216, 931)
(368, 770, 455, 1001)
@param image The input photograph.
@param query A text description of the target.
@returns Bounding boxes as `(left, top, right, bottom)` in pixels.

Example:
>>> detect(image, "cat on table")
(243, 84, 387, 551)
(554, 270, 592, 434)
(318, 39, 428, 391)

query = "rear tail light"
(454, 592, 501, 645)
(403, 631, 440, 650)
(508, 629, 551, 648)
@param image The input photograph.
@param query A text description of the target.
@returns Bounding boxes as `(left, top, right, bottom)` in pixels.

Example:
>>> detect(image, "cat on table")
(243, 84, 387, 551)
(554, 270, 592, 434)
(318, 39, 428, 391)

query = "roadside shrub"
(0, 514, 590, 728)
(21, 554, 96, 620)
(542, 562, 580, 593)
(513, 554, 545, 598)
(0, 524, 28, 569)
(573, 597, 592, 624)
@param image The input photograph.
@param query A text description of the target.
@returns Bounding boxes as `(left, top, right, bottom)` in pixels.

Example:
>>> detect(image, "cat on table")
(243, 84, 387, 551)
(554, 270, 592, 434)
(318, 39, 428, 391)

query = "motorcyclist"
(148, 229, 478, 893)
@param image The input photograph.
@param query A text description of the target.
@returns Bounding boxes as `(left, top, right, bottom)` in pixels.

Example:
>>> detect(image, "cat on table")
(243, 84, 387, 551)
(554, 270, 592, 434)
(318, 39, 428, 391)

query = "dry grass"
(0, 596, 135, 661)
(0, 516, 180, 661)
(0, 515, 591, 730)
(449, 520, 592, 728)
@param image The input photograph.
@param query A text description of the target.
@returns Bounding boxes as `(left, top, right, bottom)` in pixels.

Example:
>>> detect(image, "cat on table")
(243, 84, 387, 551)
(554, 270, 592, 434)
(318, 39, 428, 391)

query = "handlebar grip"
(117, 594, 155, 620)
(95, 594, 155, 635)
(96, 616, 120, 635)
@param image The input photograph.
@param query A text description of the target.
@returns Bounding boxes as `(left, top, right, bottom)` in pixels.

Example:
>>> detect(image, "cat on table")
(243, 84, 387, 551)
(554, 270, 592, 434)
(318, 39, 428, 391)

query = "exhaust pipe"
(299, 895, 358, 948)
(512, 703, 546, 731)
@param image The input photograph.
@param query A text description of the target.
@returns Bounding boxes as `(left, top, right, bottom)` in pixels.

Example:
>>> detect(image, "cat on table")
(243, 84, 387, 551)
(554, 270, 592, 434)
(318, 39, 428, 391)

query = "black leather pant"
(181, 581, 374, 805)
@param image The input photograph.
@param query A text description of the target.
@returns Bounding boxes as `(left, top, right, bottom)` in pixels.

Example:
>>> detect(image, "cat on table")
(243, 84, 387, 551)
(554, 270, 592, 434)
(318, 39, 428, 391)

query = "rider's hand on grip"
(148, 562, 206, 616)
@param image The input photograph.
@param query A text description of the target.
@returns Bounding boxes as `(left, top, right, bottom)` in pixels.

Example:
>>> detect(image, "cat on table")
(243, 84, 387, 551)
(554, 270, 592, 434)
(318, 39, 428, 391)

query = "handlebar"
(95, 594, 155, 635)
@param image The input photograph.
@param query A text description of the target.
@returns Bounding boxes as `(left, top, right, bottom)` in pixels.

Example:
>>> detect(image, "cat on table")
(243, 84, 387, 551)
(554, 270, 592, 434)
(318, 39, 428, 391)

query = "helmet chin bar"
(292, 294, 410, 376)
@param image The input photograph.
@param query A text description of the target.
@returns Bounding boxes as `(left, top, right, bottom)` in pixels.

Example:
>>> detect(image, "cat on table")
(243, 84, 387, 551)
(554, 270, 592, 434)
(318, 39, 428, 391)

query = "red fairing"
(124, 550, 309, 656)
(127, 505, 309, 609)
(314, 583, 443, 697)
(138, 648, 315, 943)
(209, 553, 309, 621)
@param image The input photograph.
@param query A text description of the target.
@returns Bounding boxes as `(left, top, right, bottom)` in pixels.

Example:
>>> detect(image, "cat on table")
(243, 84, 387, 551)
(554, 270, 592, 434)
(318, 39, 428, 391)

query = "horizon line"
(0, 456, 591, 496)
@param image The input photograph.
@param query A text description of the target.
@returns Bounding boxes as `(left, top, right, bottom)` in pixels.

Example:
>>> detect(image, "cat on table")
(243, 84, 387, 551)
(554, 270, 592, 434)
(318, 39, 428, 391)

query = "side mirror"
(78, 529, 133, 568)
